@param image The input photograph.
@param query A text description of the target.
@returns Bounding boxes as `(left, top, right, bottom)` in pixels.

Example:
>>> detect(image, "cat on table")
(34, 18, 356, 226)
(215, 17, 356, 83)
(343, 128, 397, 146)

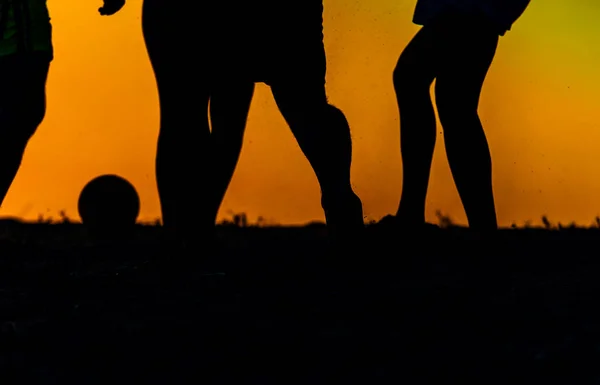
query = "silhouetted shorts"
(241, 34, 327, 88)
(242, 3, 327, 86)
(209, 5, 327, 87)
(142, 0, 327, 88)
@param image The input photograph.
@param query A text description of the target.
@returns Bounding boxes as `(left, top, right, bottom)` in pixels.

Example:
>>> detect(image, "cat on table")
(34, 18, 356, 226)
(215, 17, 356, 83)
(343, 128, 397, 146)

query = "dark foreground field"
(1, 219, 600, 384)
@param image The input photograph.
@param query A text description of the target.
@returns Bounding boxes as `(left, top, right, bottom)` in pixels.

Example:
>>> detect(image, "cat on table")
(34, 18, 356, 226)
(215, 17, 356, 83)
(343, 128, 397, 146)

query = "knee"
(434, 78, 483, 128)
(1, 103, 45, 146)
(435, 93, 478, 128)
(392, 58, 414, 87)
(392, 62, 406, 89)
(26, 102, 46, 131)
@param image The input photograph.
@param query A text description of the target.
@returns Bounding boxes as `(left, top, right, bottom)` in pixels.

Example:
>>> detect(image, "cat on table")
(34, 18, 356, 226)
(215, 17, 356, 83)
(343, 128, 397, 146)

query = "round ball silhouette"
(78, 174, 140, 238)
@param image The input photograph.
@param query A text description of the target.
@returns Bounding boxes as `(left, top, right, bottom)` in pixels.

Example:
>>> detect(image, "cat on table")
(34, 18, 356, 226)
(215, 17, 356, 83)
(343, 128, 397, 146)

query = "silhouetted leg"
(207, 81, 255, 224)
(393, 27, 438, 225)
(143, 0, 253, 248)
(148, 78, 253, 245)
(435, 27, 499, 231)
(149, 70, 210, 240)
(0, 53, 50, 206)
(270, 83, 364, 235)
(142, 0, 212, 242)
(434, 25, 503, 376)
(154, 89, 211, 240)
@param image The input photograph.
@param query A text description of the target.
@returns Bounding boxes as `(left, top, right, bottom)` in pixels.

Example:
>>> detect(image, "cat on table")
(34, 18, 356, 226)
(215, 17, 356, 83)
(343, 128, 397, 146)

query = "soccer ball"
(78, 174, 140, 239)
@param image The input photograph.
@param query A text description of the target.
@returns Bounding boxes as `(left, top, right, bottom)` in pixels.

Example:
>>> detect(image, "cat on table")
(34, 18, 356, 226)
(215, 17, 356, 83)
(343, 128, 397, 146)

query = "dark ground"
(1, 219, 600, 384)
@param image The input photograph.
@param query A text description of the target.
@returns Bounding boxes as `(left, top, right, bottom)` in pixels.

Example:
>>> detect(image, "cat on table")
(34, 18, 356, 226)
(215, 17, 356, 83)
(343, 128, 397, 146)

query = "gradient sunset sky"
(3, 0, 600, 227)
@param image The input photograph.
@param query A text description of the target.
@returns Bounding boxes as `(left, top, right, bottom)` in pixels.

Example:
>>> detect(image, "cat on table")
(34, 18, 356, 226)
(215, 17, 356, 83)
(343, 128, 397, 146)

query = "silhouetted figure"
(140, 0, 364, 247)
(0, 0, 53, 207)
(393, 0, 530, 231)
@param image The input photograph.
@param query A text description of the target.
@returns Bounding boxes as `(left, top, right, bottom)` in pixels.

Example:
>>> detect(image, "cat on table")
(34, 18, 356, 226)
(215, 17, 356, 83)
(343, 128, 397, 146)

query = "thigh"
(270, 77, 328, 121)
(250, 2, 325, 85)
(394, 24, 444, 88)
(142, 2, 213, 115)
(0, 53, 50, 128)
(270, 80, 331, 146)
(142, 0, 226, 89)
(262, 38, 327, 91)
(209, 81, 255, 136)
(434, 16, 499, 108)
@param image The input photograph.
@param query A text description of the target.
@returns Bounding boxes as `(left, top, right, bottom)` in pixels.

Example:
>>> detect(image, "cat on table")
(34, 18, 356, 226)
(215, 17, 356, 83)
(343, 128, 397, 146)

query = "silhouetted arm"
(99, 0, 125, 16)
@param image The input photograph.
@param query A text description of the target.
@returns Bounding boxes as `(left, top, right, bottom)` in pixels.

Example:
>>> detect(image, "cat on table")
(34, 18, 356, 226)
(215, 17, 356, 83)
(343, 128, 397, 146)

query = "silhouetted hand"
(99, 0, 125, 16)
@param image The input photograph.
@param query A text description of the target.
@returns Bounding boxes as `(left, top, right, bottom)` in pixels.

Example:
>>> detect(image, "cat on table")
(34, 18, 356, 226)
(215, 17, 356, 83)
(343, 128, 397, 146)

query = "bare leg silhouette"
(393, 14, 499, 231)
(142, 0, 254, 244)
(270, 82, 364, 237)
(207, 81, 255, 224)
(0, 53, 50, 206)
(144, 0, 363, 244)
(261, 5, 364, 239)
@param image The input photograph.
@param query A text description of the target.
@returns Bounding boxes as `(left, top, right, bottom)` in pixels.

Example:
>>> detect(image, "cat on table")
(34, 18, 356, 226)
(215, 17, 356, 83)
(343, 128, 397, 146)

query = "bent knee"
(393, 63, 430, 97)
(24, 104, 47, 130)
(435, 92, 479, 126)
(435, 74, 484, 117)
(1, 105, 46, 144)
(436, 102, 479, 128)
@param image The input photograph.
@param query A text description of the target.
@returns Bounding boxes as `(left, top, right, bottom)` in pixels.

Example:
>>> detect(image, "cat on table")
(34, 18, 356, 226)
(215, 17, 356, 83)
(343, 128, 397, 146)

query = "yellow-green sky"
(2, 0, 600, 227)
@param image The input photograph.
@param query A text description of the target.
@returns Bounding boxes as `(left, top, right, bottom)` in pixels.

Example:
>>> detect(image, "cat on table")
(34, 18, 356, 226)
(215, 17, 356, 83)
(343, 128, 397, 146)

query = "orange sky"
(3, 0, 600, 227)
